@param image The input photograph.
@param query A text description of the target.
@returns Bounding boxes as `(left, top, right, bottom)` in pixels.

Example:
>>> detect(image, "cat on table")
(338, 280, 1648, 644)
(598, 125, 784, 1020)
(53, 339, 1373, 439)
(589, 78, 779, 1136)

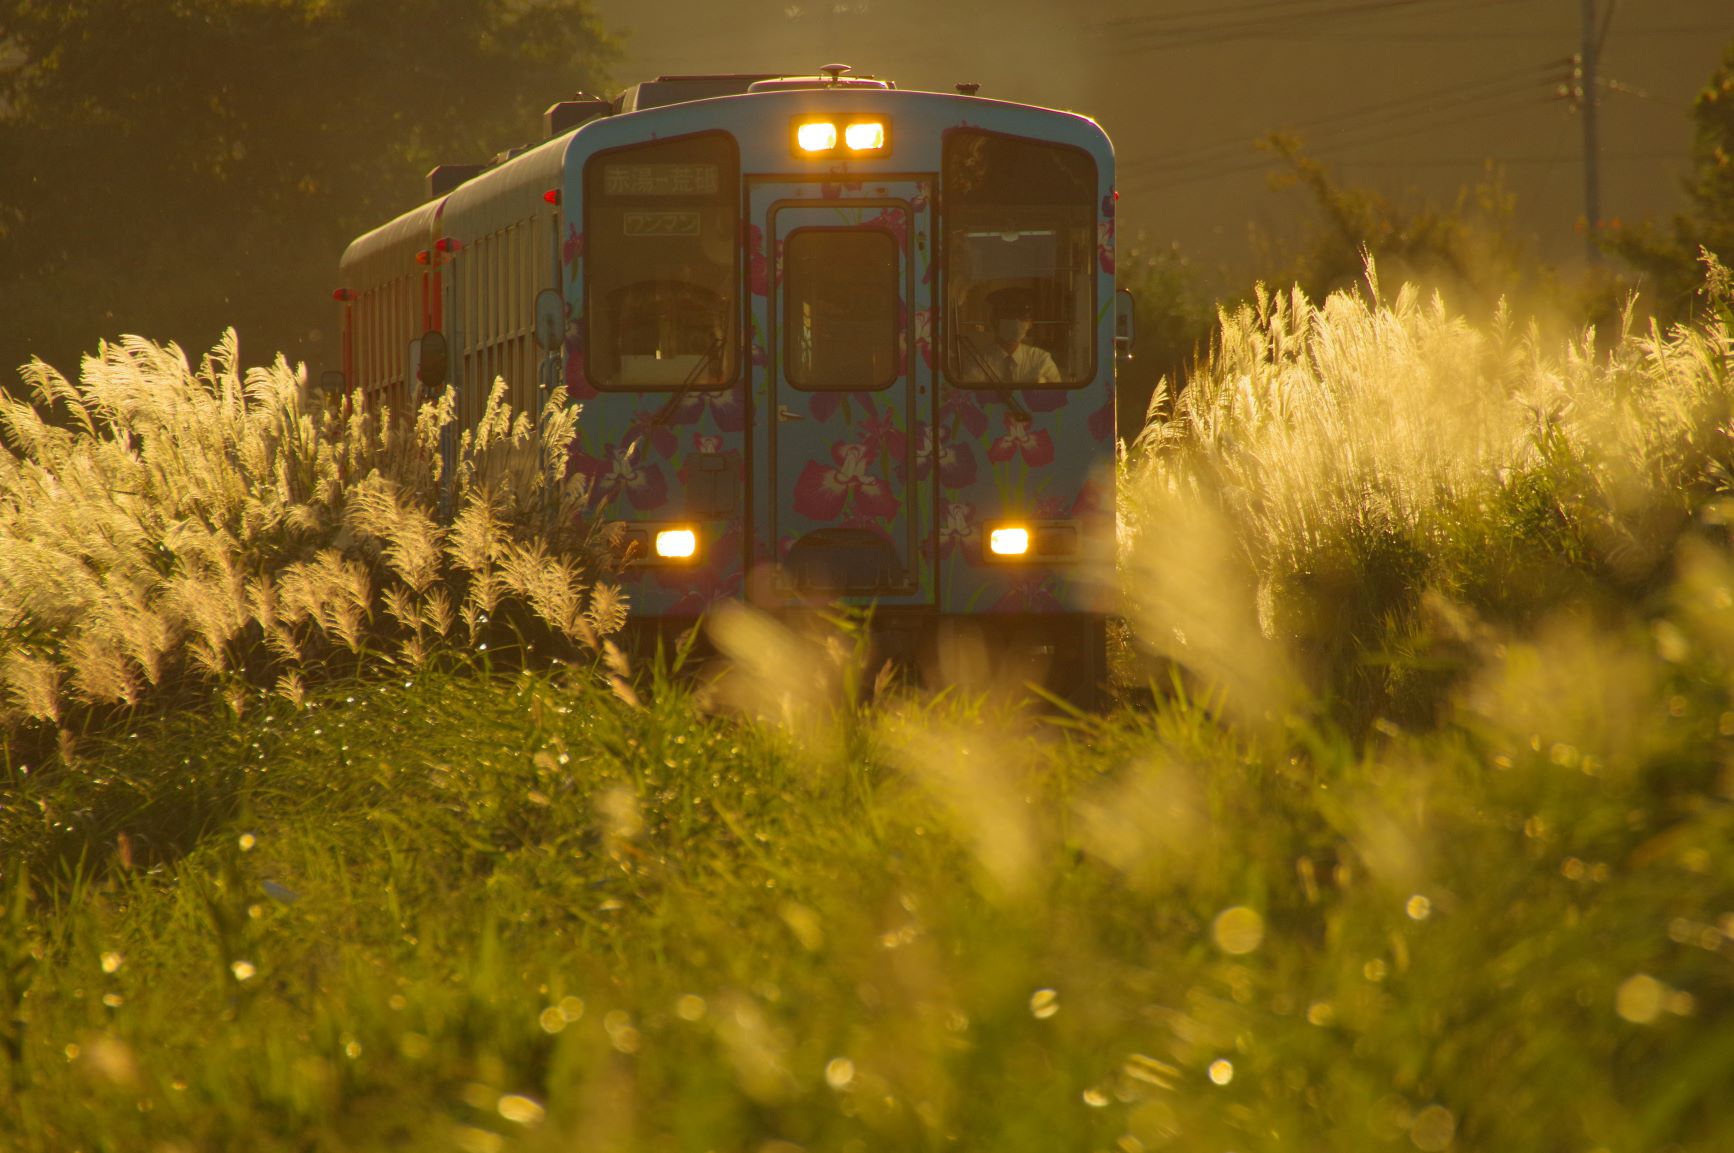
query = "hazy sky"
(588, 0, 1731, 285)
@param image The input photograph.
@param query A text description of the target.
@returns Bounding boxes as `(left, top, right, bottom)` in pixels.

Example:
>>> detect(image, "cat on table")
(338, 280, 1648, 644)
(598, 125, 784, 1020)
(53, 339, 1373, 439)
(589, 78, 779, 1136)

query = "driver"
(961, 286, 1061, 385)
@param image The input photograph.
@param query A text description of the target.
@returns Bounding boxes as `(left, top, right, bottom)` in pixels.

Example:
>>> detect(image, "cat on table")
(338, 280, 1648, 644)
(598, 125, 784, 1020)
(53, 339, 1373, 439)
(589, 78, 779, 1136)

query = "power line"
(1278, 94, 1561, 158)
(1130, 94, 1561, 192)
(1101, 0, 1453, 31)
(1102, 0, 1528, 52)
(1140, 64, 1555, 145)
(1333, 149, 1683, 168)
(1125, 90, 1557, 180)
(1120, 65, 1561, 177)
(1179, 22, 1729, 43)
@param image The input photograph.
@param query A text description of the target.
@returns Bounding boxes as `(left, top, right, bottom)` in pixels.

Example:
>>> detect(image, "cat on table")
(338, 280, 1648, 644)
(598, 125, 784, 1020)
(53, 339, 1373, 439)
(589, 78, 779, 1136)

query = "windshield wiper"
(956, 332, 1031, 421)
(651, 330, 727, 427)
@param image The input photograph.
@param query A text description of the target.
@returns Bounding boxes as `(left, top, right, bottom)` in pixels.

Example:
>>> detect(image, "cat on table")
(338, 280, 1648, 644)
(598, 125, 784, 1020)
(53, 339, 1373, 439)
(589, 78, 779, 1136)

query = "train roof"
(339, 70, 1111, 280)
(580, 82, 1112, 159)
(613, 68, 895, 112)
(428, 63, 1102, 191)
(338, 198, 442, 285)
(613, 74, 781, 112)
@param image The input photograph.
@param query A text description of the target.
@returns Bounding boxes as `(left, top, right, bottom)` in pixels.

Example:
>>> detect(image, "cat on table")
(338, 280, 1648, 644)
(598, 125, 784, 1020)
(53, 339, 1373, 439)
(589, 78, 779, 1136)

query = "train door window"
(783, 228, 899, 390)
(387, 285, 396, 390)
(942, 130, 1097, 388)
(483, 232, 495, 369)
(479, 234, 493, 389)
(515, 223, 531, 402)
(506, 228, 517, 342)
(506, 226, 518, 398)
(485, 233, 498, 376)
(506, 228, 515, 328)
(364, 289, 379, 394)
(390, 277, 403, 395)
(461, 247, 476, 392)
(584, 131, 739, 390)
(497, 231, 508, 389)
(385, 279, 396, 394)
(497, 229, 509, 392)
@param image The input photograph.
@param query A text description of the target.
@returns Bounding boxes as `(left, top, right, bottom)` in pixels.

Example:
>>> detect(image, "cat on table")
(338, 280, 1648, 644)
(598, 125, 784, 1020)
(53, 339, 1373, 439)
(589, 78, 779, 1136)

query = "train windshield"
(942, 130, 1096, 388)
(584, 131, 740, 389)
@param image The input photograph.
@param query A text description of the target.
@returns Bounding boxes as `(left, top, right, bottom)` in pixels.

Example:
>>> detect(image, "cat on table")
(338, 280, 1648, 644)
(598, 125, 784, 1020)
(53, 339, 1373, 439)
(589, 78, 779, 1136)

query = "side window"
(584, 131, 740, 390)
(783, 228, 899, 390)
(943, 130, 1097, 388)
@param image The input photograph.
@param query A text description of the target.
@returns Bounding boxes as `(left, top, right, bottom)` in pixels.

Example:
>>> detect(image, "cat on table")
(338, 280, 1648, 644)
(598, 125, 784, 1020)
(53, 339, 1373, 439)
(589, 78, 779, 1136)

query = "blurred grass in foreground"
(2, 261, 1733, 1151)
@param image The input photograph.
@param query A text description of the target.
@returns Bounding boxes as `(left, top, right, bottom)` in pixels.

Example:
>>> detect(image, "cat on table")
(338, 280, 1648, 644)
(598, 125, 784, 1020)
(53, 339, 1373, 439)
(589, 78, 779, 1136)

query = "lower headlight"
(655, 528, 698, 559)
(988, 526, 1031, 557)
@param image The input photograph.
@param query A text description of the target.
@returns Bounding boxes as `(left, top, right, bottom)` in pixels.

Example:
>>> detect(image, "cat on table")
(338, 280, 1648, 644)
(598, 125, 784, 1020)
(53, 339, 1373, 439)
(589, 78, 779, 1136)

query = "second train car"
(333, 67, 1127, 697)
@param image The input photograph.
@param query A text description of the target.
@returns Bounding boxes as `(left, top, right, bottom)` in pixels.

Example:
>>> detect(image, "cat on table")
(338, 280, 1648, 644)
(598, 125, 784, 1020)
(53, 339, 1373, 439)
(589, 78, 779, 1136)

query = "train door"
(747, 179, 935, 607)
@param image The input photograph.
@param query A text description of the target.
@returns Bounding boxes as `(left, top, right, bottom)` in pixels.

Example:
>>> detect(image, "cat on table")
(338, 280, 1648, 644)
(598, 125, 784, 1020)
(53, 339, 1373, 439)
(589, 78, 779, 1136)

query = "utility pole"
(1580, 0, 1602, 264)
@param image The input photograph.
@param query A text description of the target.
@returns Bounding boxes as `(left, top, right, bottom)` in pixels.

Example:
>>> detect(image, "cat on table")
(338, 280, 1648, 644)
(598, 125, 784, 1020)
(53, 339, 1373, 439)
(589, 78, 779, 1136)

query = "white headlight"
(655, 528, 698, 559)
(844, 121, 886, 151)
(796, 121, 838, 153)
(989, 526, 1030, 556)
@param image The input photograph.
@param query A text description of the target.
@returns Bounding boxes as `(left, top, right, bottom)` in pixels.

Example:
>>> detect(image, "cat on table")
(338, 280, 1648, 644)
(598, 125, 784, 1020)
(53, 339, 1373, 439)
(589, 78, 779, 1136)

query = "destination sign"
(623, 211, 702, 237)
(603, 163, 720, 197)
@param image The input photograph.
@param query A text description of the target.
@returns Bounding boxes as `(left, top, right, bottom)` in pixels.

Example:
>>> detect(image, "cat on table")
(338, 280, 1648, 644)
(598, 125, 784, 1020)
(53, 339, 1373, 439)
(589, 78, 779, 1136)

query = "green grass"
(3, 616, 1732, 1151)
(4, 267, 1734, 1150)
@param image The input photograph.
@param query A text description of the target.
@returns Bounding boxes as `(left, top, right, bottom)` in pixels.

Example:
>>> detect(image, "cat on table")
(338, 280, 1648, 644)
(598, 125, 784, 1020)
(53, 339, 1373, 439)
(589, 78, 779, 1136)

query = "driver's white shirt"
(961, 337, 1062, 385)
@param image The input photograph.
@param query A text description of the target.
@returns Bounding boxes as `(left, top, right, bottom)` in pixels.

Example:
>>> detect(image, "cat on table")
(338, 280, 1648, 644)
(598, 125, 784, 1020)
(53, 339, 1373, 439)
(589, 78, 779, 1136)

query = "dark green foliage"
(0, 0, 615, 380)
(1609, 38, 1734, 322)
(1114, 236, 1218, 431)
(1257, 132, 1536, 315)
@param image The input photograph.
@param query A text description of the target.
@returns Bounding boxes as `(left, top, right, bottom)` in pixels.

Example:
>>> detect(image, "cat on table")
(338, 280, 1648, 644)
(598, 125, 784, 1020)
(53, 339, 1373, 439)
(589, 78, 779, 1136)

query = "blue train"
(333, 66, 1128, 697)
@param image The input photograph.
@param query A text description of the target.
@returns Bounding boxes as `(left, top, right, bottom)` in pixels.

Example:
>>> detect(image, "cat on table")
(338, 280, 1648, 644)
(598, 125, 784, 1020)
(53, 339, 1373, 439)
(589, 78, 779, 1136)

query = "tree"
(1113, 235, 1217, 438)
(1609, 38, 1734, 321)
(1254, 132, 1535, 313)
(0, 0, 615, 383)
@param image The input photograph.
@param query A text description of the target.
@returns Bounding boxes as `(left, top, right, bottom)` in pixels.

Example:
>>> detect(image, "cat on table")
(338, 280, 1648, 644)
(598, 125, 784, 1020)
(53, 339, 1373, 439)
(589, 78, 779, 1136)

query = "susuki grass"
(3, 271, 1734, 1151)
(1126, 253, 1734, 730)
(0, 331, 624, 739)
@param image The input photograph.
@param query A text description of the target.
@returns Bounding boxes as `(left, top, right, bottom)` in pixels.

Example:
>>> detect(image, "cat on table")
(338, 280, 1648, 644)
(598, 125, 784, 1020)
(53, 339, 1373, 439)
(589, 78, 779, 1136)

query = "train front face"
(561, 86, 1116, 653)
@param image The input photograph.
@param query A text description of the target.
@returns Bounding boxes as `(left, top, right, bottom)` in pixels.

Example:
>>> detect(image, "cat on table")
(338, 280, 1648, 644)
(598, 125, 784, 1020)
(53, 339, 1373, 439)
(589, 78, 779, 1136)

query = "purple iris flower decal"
(563, 322, 596, 401)
(666, 387, 745, 432)
(936, 499, 978, 561)
(988, 414, 1055, 468)
(910, 422, 977, 489)
(940, 388, 989, 439)
(570, 441, 668, 512)
(1089, 393, 1116, 442)
(748, 224, 782, 297)
(623, 407, 678, 460)
(864, 208, 908, 246)
(792, 441, 899, 522)
(858, 404, 903, 459)
(994, 573, 1063, 612)
(914, 308, 935, 371)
